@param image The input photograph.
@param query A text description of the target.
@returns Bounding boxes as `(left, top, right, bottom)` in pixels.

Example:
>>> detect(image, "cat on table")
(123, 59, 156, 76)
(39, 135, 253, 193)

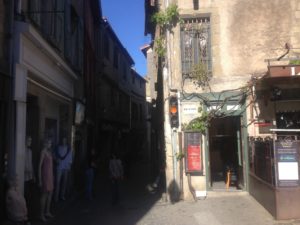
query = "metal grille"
(180, 17, 211, 76)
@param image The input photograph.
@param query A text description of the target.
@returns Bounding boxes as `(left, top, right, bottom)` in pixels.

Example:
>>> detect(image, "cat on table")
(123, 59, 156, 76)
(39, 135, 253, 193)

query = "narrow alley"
(2, 0, 300, 224)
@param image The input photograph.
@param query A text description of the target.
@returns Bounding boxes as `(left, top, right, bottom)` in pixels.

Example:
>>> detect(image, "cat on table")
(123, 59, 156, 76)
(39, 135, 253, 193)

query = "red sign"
(187, 145, 202, 171)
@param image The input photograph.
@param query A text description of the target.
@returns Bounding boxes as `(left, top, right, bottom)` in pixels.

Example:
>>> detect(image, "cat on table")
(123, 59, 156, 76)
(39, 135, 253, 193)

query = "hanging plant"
(182, 111, 209, 132)
(189, 62, 212, 89)
(289, 60, 300, 65)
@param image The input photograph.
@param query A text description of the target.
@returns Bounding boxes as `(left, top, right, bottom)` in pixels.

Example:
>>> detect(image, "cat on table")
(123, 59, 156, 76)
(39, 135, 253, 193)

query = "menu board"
(185, 132, 203, 174)
(275, 140, 300, 187)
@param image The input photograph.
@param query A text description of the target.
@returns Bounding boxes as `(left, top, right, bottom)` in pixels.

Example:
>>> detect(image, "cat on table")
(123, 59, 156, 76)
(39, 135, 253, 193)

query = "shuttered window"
(53, 0, 65, 51)
(28, 0, 41, 26)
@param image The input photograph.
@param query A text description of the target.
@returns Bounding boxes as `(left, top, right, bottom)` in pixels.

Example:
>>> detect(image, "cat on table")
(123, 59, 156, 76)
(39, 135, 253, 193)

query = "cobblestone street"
(29, 165, 300, 225)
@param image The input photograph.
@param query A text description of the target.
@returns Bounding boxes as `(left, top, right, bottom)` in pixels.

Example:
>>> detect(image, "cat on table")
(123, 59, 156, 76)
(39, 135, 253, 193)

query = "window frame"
(113, 46, 119, 69)
(180, 16, 212, 77)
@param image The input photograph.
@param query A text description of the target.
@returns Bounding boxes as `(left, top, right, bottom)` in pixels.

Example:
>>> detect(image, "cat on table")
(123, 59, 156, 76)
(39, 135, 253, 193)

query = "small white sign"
(207, 105, 217, 111)
(182, 105, 198, 114)
(227, 104, 240, 111)
(278, 162, 299, 180)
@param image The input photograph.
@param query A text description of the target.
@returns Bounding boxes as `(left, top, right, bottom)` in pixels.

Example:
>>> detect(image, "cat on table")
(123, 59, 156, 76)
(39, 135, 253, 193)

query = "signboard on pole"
(275, 139, 300, 187)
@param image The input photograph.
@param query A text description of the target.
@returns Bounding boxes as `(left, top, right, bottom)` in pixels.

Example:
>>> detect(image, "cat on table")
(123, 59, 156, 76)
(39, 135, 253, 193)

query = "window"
(28, 0, 41, 26)
(104, 34, 110, 59)
(122, 62, 127, 81)
(95, 28, 101, 59)
(132, 72, 135, 84)
(131, 102, 138, 120)
(110, 88, 115, 106)
(53, 0, 65, 51)
(77, 20, 84, 73)
(113, 46, 119, 68)
(193, 0, 199, 10)
(41, 0, 55, 37)
(180, 17, 211, 76)
(139, 104, 143, 121)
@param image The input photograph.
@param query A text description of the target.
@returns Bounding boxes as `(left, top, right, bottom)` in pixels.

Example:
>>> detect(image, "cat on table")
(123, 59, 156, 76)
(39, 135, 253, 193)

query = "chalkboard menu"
(275, 140, 300, 187)
(184, 132, 203, 174)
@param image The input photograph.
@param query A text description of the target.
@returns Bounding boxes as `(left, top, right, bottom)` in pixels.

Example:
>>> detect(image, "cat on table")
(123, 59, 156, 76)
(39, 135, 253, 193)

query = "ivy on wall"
(151, 4, 181, 57)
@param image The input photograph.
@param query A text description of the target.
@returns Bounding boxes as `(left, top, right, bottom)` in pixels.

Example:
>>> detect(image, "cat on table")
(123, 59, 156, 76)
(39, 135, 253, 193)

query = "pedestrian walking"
(85, 148, 98, 200)
(109, 154, 124, 206)
(24, 136, 35, 220)
(54, 137, 73, 202)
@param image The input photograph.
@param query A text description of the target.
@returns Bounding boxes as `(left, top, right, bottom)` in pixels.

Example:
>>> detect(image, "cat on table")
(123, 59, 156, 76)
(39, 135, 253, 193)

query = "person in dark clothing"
(85, 148, 97, 200)
(109, 154, 124, 205)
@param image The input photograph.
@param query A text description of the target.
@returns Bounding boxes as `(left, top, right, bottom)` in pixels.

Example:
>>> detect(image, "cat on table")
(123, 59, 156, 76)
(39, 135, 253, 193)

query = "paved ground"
(27, 162, 300, 225)
(40, 190, 300, 225)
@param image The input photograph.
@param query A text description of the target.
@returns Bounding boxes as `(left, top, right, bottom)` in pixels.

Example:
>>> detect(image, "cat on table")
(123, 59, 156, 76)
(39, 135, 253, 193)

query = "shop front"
(11, 21, 77, 193)
(205, 98, 248, 192)
(248, 64, 300, 219)
(180, 91, 249, 200)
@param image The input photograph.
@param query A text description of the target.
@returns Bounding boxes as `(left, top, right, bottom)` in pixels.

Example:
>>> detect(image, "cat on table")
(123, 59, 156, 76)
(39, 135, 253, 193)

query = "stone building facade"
(96, 18, 147, 176)
(145, 0, 300, 207)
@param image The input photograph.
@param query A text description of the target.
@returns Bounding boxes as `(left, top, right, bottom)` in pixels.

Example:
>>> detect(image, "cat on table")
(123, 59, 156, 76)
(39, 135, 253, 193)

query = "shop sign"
(275, 139, 300, 187)
(182, 105, 198, 115)
(207, 104, 241, 112)
(187, 145, 202, 171)
(226, 104, 240, 111)
(184, 132, 203, 174)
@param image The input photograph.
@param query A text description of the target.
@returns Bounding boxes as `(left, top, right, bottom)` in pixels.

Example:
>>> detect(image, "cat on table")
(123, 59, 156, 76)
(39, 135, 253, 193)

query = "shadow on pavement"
(30, 161, 164, 225)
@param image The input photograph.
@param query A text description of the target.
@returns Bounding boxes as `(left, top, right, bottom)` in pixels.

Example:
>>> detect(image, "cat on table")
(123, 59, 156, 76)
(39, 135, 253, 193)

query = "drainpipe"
(165, 0, 172, 89)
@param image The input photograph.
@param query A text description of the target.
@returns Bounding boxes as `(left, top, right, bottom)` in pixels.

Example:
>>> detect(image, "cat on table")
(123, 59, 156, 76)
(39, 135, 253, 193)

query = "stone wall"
(171, 0, 300, 92)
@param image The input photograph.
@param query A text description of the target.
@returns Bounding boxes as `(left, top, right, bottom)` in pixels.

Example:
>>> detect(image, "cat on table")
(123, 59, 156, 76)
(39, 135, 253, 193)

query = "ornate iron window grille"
(180, 17, 211, 77)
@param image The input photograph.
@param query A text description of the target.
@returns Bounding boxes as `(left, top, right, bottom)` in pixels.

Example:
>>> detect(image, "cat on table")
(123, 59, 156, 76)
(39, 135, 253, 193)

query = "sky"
(101, 0, 151, 76)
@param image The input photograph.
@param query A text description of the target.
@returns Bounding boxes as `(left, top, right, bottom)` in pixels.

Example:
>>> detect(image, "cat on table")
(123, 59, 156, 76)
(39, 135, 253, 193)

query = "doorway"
(208, 116, 244, 190)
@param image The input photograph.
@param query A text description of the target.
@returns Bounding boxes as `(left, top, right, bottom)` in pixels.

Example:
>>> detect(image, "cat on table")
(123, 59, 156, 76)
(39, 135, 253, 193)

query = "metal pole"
(171, 128, 177, 181)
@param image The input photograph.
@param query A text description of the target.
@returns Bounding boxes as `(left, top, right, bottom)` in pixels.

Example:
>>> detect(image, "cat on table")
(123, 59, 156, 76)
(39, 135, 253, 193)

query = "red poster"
(187, 145, 202, 171)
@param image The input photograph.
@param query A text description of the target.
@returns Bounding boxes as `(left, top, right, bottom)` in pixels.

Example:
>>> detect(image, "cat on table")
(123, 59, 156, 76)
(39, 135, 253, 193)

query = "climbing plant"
(189, 62, 212, 88)
(154, 37, 166, 58)
(151, 4, 180, 29)
(289, 59, 300, 65)
(151, 4, 181, 58)
(183, 112, 209, 132)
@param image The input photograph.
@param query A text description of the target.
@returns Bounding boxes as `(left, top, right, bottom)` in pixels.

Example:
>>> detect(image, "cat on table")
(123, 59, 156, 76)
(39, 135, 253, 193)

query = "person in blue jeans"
(54, 137, 72, 202)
